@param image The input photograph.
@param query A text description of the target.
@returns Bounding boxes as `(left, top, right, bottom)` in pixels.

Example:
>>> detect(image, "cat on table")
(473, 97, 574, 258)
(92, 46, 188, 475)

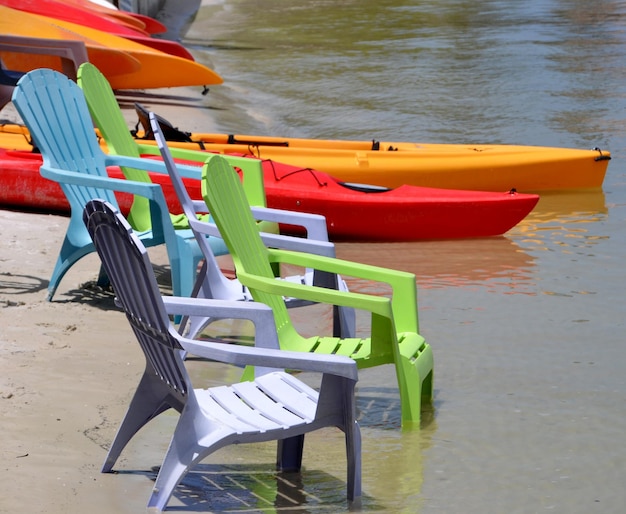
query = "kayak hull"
(0, 6, 222, 89)
(0, 148, 538, 241)
(144, 132, 610, 193)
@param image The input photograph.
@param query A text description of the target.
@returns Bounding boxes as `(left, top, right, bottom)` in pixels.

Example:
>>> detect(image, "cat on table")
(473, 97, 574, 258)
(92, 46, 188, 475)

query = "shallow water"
(181, 1, 626, 512)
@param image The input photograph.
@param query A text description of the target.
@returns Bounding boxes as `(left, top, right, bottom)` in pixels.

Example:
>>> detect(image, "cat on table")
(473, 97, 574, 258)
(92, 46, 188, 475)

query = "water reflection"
(331, 190, 607, 296)
(336, 237, 535, 293)
(509, 190, 608, 253)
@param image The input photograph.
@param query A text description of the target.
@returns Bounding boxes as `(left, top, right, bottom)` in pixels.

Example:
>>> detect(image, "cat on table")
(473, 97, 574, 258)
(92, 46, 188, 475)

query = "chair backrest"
(11, 69, 121, 214)
(151, 112, 238, 300)
(77, 62, 271, 214)
(77, 61, 153, 231)
(201, 154, 296, 334)
(0, 35, 89, 81)
(83, 199, 189, 397)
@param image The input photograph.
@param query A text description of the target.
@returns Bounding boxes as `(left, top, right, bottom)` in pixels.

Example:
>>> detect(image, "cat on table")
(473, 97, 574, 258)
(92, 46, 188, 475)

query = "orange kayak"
(0, 6, 222, 89)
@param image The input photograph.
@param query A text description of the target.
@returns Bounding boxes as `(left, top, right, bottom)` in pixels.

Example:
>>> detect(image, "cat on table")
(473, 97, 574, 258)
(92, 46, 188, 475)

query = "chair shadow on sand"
(0, 262, 175, 309)
(0, 272, 48, 297)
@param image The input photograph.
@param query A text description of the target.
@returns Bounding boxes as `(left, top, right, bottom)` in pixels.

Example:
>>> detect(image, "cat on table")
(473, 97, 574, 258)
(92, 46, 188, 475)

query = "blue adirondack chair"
(11, 68, 208, 299)
(83, 198, 361, 511)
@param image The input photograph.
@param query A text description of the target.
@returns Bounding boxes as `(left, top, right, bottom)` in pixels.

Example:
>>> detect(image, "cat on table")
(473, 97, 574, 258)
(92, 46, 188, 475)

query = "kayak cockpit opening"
(338, 182, 392, 193)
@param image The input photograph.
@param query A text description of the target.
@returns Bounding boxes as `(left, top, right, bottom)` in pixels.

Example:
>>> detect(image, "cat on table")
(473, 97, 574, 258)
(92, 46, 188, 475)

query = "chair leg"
(333, 304, 356, 339)
(148, 406, 228, 511)
(313, 270, 356, 339)
(102, 372, 176, 472)
(46, 230, 95, 300)
(276, 435, 305, 472)
(344, 419, 362, 503)
(397, 338, 434, 426)
(170, 237, 204, 298)
(95, 264, 110, 288)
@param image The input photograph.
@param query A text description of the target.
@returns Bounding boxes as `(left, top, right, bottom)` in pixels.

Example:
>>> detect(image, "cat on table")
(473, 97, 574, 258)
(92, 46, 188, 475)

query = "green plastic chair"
(201, 154, 434, 427)
(77, 62, 356, 338)
(76, 61, 270, 233)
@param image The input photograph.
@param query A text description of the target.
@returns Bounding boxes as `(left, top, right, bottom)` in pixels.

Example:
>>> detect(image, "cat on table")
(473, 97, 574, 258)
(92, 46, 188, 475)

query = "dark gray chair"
(82, 199, 361, 511)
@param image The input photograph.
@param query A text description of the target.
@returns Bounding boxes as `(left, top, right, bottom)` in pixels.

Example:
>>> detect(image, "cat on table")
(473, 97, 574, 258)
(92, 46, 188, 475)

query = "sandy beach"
(0, 201, 403, 514)
(0, 208, 166, 513)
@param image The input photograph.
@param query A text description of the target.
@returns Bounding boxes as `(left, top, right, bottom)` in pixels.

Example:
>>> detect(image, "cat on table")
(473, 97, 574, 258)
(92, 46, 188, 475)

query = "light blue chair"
(11, 68, 209, 300)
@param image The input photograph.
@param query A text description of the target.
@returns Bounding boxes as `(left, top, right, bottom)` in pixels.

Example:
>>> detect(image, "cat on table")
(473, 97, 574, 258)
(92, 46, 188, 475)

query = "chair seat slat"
(255, 373, 318, 421)
(232, 378, 312, 428)
(206, 386, 285, 432)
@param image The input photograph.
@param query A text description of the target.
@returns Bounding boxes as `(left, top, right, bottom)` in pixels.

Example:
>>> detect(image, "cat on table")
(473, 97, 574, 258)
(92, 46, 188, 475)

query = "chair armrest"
(240, 269, 393, 317)
(267, 248, 416, 290)
(239, 248, 420, 330)
(137, 142, 207, 164)
(191, 199, 209, 213)
(136, 144, 263, 183)
(180, 336, 358, 381)
(162, 297, 358, 380)
(40, 164, 165, 201)
(250, 206, 329, 242)
(188, 216, 336, 257)
(162, 296, 280, 350)
(259, 232, 336, 257)
(139, 143, 260, 173)
(106, 153, 203, 180)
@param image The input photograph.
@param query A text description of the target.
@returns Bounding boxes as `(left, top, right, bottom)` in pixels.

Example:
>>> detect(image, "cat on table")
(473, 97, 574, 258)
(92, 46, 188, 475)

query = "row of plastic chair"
(10, 64, 434, 511)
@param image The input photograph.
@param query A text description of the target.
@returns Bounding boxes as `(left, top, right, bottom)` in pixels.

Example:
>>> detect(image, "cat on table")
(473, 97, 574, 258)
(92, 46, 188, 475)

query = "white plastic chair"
(83, 198, 361, 511)
(150, 112, 356, 340)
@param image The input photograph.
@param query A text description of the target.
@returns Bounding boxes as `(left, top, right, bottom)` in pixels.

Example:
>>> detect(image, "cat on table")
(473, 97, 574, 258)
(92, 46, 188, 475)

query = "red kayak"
(0, 147, 538, 241)
(259, 160, 539, 240)
(0, 0, 194, 60)
(54, 0, 169, 35)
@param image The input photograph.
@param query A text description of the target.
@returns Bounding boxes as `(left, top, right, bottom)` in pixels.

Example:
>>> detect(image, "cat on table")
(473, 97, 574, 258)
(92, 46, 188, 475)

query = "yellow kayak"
(0, 6, 222, 89)
(128, 107, 609, 193)
(135, 125, 610, 193)
(0, 119, 609, 194)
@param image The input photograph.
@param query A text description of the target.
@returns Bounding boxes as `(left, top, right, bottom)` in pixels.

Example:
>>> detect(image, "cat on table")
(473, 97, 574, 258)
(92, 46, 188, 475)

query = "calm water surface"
(178, 1, 626, 512)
